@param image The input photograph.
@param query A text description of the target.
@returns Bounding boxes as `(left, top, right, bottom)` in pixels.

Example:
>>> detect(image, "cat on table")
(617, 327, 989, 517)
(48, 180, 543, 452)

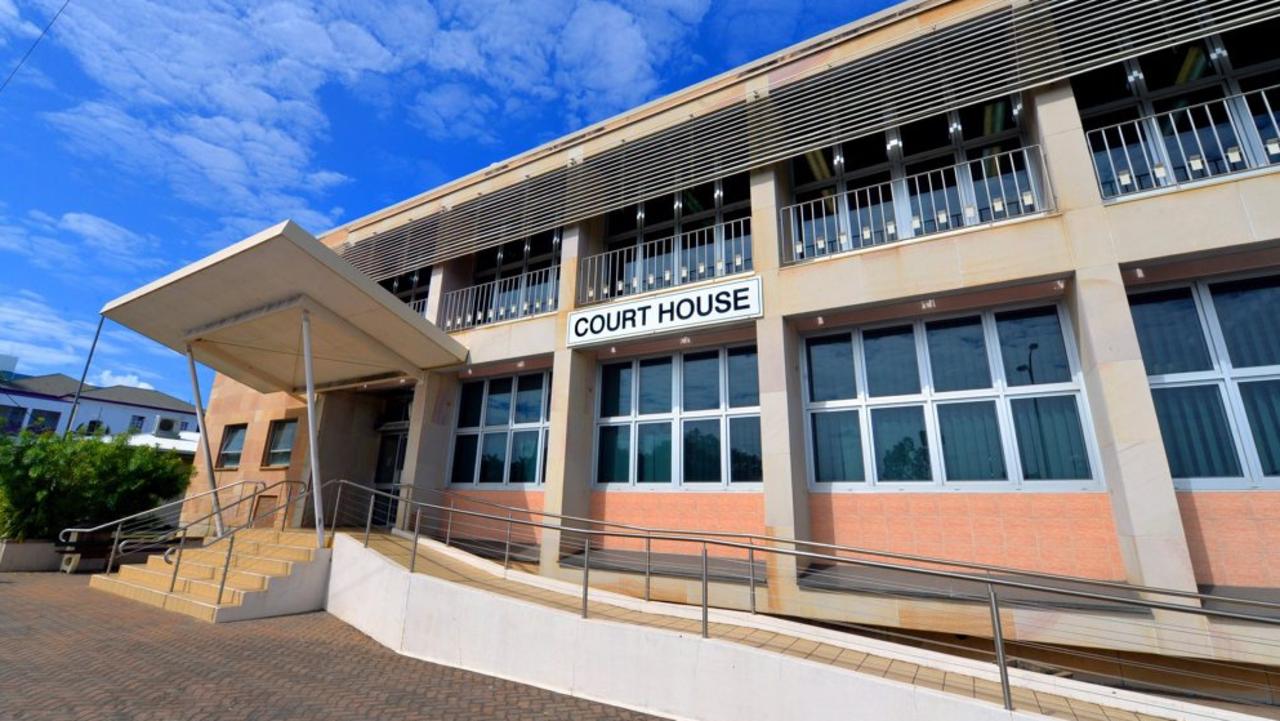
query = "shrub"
(0, 432, 192, 541)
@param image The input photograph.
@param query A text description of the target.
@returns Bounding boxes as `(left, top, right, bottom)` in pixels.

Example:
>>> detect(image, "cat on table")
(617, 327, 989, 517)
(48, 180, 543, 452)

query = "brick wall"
(1177, 491, 1280, 589)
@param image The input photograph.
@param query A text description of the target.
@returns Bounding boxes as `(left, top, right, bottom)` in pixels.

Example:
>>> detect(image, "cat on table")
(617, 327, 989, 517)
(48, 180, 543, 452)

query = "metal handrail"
(577, 217, 753, 305)
(438, 265, 560, 332)
(58, 480, 267, 543)
(434, 486, 1280, 612)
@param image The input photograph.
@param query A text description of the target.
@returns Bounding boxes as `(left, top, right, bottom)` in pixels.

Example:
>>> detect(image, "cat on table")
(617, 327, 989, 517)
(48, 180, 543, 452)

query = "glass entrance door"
(372, 431, 408, 527)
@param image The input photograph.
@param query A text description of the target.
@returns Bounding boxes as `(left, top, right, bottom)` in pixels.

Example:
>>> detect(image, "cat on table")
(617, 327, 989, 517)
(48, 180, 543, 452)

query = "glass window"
(507, 430, 540, 483)
(1011, 397, 1091, 480)
(727, 346, 759, 407)
(959, 97, 1017, 142)
(1209, 276, 1280, 368)
(872, 406, 931, 481)
(792, 147, 837, 188)
(1129, 289, 1213, 375)
(1071, 64, 1135, 113)
(938, 402, 1006, 480)
(863, 325, 920, 396)
(458, 382, 484, 427)
(263, 419, 298, 467)
(478, 433, 508, 483)
(636, 423, 672, 483)
(899, 114, 952, 157)
(1138, 40, 1217, 92)
(721, 172, 751, 207)
(129, 415, 146, 432)
(1151, 385, 1242, 478)
(216, 424, 248, 469)
(0, 405, 25, 434)
(27, 410, 59, 434)
(637, 358, 672, 415)
(1220, 17, 1280, 69)
(807, 334, 856, 401)
(514, 375, 544, 423)
(729, 416, 763, 482)
(682, 351, 720, 411)
(683, 419, 721, 482)
(484, 378, 512, 426)
(1240, 381, 1280, 476)
(996, 307, 1072, 386)
(926, 317, 991, 391)
(600, 362, 632, 416)
(451, 435, 478, 485)
(811, 411, 864, 482)
(597, 426, 630, 483)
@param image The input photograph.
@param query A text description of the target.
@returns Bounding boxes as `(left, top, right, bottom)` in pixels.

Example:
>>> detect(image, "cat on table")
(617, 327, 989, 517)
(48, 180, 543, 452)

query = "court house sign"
(567, 276, 763, 347)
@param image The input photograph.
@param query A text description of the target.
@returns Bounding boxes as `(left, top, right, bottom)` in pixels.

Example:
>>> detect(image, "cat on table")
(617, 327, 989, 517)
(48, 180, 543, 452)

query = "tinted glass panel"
(1071, 64, 1135, 112)
(871, 406, 931, 481)
(1241, 380, 1280, 476)
(1221, 18, 1280, 69)
(514, 375, 544, 423)
(811, 411, 864, 482)
(959, 97, 1017, 141)
(926, 317, 991, 391)
(0, 405, 23, 434)
(450, 434, 478, 484)
(792, 147, 837, 187)
(1129, 289, 1213, 375)
(458, 382, 484, 427)
(727, 346, 759, 407)
(1138, 41, 1217, 92)
(843, 132, 889, 171)
(638, 358, 672, 415)
(996, 307, 1072, 386)
(1209, 276, 1280, 368)
(720, 172, 751, 206)
(265, 420, 297, 466)
(864, 325, 920, 396)
(218, 426, 247, 467)
(899, 114, 952, 157)
(683, 419, 722, 482)
(1152, 385, 1243, 478)
(478, 433, 508, 483)
(680, 182, 716, 217)
(729, 416, 763, 482)
(938, 402, 1007, 480)
(484, 378, 512, 426)
(683, 351, 721, 411)
(507, 430, 540, 483)
(597, 426, 629, 483)
(807, 334, 856, 401)
(1011, 396, 1091, 480)
(27, 410, 59, 434)
(600, 362, 633, 417)
(644, 194, 676, 228)
(636, 422, 672, 483)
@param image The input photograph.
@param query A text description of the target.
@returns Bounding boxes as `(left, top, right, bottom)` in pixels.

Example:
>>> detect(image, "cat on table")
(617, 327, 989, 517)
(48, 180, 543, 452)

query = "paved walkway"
(0, 572, 660, 721)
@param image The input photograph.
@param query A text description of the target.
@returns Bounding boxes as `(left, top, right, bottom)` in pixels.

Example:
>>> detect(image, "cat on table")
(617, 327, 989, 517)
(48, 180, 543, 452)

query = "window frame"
(592, 343, 763, 491)
(447, 371, 552, 488)
(128, 415, 146, 433)
(260, 418, 299, 468)
(1130, 271, 1280, 490)
(801, 302, 1103, 493)
(215, 423, 249, 470)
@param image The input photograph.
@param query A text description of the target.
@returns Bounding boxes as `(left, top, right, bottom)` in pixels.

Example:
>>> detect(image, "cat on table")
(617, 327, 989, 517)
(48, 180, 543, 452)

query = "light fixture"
(794, 242, 805, 256)
(1021, 191, 1035, 208)
(679, 336, 691, 345)
(1188, 154, 1204, 172)
(1153, 163, 1167, 180)
(1117, 169, 1133, 187)
(949, 122, 962, 136)
(466, 368, 473, 375)
(715, 260, 724, 271)
(609, 346, 617, 354)
(399, 378, 407, 384)
(936, 209, 948, 226)
(587, 287, 595, 298)
(663, 269, 672, 281)
(517, 360, 525, 368)
(734, 254, 743, 267)
(816, 316, 825, 326)
(631, 278, 639, 289)
(1266, 138, 1280, 156)
(681, 267, 689, 278)
(861, 226, 871, 241)
(1226, 146, 1242, 164)
(647, 273, 655, 286)
(522, 302, 529, 312)
(886, 221, 897, 237)
(817, 238, 827, 250)
(616, 281, 624, 292)
(964, 205, 976, 220)
(911, 215, 921, 230)
(920, 299, 936, 310)
(697, 262, 706, 274)
(992, 197, 1005, 214)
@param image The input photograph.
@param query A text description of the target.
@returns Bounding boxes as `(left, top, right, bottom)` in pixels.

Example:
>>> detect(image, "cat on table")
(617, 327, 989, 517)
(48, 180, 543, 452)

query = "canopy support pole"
(186, 345, 225, 536)
(301, 310, 326, 548)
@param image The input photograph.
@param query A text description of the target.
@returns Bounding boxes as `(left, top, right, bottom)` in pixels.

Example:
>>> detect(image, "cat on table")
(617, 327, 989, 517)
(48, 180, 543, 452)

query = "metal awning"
(102, 220, 466, 394)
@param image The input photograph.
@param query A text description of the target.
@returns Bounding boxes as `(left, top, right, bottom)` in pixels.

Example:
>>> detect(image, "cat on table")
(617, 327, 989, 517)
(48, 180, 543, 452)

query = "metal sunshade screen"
(345, 0, 1280, 280)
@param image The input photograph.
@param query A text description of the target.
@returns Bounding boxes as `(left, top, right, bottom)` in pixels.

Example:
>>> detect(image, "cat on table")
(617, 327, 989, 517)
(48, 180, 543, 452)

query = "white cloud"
(93, 369, 156, 390)
(0, 208, 163, 275)
(412, 83, 499, 143)
(0, 291, 99, 371)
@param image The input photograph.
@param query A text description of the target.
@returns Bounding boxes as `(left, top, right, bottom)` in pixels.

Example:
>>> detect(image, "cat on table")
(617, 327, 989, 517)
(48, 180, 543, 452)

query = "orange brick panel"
(588, 492, 766, 559)
(1177, 491, 1280, 589)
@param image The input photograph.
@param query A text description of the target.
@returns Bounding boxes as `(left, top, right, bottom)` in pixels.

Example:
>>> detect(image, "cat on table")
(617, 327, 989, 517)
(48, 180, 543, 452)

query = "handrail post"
(643, 536, 652, 602)
(701, 543, 710, 639)
(409, 509, 421, 574)
(444, 500, 454, 546)
(363, 493, 375, 548)
(105, 524, 122, 574)
(168, 528, 187, 592)
(329, 482, 343, 545)
(216, 536, 235, 606)
(987, 584, 1014, 711)
(502, 511, 513, 570)
(581, 533, 590, 619)
(747, 545, 757, 614)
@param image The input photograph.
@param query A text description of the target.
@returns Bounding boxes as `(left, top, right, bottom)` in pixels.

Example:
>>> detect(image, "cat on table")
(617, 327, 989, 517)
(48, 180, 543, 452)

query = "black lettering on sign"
(733, 287, 749, 310)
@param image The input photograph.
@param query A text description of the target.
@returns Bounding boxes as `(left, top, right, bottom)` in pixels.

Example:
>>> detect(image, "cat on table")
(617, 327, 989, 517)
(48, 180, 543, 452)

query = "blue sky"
(0, 0, 890, 402)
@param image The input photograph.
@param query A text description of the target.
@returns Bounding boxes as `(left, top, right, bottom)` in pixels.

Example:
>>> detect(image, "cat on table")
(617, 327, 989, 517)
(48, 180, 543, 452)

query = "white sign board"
(567, 276, 762, 347)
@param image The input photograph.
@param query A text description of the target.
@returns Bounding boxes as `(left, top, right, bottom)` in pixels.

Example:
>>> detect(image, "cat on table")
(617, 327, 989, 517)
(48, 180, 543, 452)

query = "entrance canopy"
(102, 220, 467, 394)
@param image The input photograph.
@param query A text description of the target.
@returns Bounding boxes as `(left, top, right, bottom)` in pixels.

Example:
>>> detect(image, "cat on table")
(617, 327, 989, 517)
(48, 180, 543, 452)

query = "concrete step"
(233, 529, 324, 548)
(117, 564, 247, 605)
(225, 540, 315, 563)
(180, 547, 293, 576)
(89, 574, 223, 622)
(144, 555, 269, 591)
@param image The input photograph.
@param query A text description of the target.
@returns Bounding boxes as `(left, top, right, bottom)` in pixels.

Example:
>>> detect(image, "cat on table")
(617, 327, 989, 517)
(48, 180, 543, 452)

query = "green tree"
(0, 432, 191, 541)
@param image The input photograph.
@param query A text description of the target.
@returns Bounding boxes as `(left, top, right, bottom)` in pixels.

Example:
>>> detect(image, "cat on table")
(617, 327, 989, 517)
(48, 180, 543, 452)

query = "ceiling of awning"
(101, 220, 467, 394)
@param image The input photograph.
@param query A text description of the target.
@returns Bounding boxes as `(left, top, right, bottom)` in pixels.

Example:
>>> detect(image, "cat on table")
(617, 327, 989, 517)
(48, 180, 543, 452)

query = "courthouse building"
(105, 0, 1280, 635)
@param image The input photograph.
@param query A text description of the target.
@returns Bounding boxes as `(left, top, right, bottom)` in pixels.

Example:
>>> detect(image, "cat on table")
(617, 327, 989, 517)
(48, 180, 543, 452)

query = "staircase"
(89, 529, 331, 623)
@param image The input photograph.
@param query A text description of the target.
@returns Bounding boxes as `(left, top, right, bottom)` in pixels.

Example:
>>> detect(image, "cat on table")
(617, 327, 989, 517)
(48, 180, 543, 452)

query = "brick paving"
(0, 572, 661, 721)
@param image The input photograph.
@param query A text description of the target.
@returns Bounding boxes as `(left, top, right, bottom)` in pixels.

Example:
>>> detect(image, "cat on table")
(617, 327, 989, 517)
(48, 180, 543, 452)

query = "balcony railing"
(779, 145, 1051, 265)
(1087, 85, 1280, 200)
(577, 217, 753, 305)
(437, 265, 560, 332)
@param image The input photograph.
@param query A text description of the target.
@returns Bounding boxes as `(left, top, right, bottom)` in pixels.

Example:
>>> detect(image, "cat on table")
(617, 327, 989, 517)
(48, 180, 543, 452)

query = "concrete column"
(423, 266, 447, 325)
(399, 371, 461, 501)
(750, 162, 810, 604)
(539, 223, 598, 573)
